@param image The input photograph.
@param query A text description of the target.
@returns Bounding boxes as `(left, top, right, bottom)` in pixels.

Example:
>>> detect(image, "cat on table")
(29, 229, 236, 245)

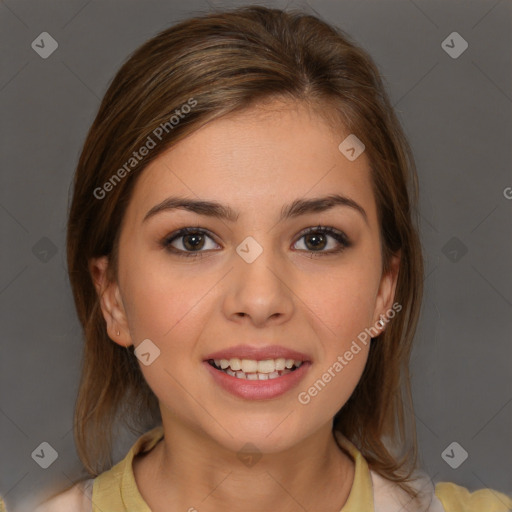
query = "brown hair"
(67, 4, 424, 501)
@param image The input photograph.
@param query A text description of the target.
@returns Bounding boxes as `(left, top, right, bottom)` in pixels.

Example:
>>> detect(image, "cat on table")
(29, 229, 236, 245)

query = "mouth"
(207, 357, 305, 380)
(203, 346, 312, 400)
(203, 345, 312, 399)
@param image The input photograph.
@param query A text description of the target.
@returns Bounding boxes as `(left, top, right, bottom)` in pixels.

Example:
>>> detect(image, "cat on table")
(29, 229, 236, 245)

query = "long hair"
(66, 4, 424, 500)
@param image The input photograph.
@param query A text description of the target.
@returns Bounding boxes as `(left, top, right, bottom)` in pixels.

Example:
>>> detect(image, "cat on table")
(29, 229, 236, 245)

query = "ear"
(372, 250, 401, 333)
(89, 256, 132, 347)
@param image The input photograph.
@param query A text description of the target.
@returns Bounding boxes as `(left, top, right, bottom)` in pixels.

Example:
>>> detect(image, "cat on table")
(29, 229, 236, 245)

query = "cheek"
(118, 254, 214, 409)
(120, 250, 215, 342)
(298, 255, 380, 413)
(297, 329, 370, 423)
(302, 261, 380, 346)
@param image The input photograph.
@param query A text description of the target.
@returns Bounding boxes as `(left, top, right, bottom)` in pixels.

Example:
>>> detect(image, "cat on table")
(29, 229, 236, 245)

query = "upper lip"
(204, 344, 311, 362)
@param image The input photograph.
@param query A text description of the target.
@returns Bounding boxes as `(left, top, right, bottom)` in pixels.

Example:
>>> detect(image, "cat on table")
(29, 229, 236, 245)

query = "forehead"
(125, 100, 377, 225)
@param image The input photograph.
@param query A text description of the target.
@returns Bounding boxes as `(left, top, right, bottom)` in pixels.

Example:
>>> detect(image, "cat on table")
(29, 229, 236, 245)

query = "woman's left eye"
(161, 225, 351, 258)
(292, 226, 351, 256)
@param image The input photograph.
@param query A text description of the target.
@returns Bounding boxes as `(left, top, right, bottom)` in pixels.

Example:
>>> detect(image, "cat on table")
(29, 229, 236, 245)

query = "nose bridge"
(224, 233, 293, 324)
(235, 234, 283, 293)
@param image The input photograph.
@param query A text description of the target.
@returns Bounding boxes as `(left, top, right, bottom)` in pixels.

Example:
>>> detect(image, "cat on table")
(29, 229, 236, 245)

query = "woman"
(33, 5, 512, 511)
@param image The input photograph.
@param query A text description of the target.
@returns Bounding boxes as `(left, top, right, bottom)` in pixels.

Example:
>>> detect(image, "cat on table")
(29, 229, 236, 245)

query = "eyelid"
(295, 225, 351, 245)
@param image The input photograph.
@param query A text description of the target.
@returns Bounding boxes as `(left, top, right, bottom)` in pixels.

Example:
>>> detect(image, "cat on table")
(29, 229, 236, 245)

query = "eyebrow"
(142, 193, 368, 225)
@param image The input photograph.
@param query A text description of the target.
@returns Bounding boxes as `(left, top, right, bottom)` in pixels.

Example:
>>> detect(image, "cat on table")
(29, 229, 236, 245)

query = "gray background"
(1, 0, 511, 509)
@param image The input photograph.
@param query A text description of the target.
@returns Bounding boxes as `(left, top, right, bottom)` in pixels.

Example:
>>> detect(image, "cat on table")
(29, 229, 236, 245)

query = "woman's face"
(92, 99, 399, 454)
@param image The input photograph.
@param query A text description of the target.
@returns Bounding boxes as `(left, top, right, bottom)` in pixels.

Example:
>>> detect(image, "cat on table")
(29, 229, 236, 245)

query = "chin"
(204, 415, 309, 455)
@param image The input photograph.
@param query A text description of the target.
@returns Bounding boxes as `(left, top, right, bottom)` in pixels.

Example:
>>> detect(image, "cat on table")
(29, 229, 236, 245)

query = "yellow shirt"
(33, 426, 512, 511)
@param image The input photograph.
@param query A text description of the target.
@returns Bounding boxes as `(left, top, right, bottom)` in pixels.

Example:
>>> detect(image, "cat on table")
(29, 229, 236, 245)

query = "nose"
(222, 243, 295, 327)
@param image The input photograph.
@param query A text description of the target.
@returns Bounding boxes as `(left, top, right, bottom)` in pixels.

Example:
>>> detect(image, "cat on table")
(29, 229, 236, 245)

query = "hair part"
(67, 4, 424, 502)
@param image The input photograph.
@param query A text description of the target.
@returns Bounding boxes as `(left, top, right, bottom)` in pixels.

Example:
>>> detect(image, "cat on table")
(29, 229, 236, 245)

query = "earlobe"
(89, 256, 132, 347)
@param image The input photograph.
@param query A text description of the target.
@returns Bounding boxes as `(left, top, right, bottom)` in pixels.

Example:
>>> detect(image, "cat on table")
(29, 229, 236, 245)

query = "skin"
(90, 98, 400, 512)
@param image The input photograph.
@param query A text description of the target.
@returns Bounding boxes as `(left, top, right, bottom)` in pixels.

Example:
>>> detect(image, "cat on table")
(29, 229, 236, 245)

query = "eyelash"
(160, 225, 351, 259)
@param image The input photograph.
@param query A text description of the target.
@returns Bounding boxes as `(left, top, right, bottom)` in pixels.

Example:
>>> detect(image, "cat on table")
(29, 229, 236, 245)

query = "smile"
(204, 358, 311, 400)
(208, 357, 303, 380)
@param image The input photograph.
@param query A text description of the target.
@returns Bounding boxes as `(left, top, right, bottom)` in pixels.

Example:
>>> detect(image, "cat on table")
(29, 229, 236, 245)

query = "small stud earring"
(116, 329, 120, 336)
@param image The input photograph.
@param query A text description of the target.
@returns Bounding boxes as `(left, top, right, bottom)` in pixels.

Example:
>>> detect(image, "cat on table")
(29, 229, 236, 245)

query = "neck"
(135, 418, 355, 512)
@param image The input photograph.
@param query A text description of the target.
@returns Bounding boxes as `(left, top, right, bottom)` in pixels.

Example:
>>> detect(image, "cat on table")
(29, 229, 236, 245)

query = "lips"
(203, 344, 312, 400)
(204, 344, 311, 362)
(204, 360, 311, 399)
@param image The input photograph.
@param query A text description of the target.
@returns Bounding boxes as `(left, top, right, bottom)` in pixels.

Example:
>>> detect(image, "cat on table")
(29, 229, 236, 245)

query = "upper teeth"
(213, 358, 303, 374)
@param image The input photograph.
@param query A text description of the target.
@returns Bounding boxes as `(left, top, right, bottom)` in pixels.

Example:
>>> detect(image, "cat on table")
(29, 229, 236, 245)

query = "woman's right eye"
(161, 228, 220, 258)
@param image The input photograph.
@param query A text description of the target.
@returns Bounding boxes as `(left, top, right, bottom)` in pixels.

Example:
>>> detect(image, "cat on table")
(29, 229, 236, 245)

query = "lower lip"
(203, 361, 311, 400)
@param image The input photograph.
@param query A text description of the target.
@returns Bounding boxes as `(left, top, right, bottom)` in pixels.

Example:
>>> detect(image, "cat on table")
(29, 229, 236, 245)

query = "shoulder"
(435, 481, 512, 512)
(370, 469, 446, 511)
(34, 478, 94, 512)
(370, 471, 512, 512)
